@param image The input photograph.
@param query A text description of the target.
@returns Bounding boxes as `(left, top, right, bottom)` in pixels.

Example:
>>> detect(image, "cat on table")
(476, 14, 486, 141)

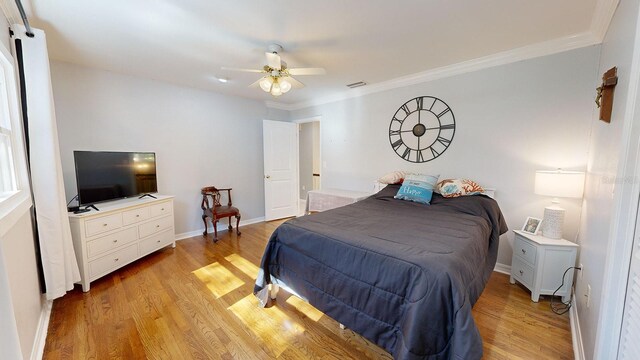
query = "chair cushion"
(206, 205, 240, 217)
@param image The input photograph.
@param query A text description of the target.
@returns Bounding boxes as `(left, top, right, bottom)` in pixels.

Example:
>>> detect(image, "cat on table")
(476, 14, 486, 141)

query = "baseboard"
(493, 262, 511, 275)
(570, 293, 585, 360)
(175, 216, 265, 241)
(30, 298, 52, 360)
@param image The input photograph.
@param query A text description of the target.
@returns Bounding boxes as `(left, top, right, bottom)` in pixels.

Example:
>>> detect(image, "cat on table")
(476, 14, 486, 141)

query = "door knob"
(265, 175, 271, 179)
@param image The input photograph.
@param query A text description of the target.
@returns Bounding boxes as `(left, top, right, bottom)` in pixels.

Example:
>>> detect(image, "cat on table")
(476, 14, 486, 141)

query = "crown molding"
(591, 0, 619, 41)
(267, 32, 600, 112)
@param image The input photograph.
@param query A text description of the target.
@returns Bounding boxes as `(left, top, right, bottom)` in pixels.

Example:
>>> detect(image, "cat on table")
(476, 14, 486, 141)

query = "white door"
(312, 121, 321, 190)
(263, 120, 298, 221)
(618, 209, 640, 359)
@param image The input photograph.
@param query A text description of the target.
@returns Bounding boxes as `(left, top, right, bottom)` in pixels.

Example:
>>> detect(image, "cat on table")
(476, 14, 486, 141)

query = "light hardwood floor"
(43, 219, 573, 359)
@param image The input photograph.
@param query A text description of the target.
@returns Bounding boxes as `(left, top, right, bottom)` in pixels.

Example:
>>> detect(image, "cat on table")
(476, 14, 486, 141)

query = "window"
(0, 63, 18, 198)
(0, 40, 30, 229)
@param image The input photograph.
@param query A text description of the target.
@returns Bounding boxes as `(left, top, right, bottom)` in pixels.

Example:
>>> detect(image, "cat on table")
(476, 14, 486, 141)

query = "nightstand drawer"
(514, 236, 537, 265)
(512, 257, 535, 288)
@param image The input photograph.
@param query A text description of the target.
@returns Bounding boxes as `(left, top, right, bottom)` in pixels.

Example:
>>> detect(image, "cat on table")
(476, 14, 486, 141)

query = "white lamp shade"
(270, 82, 282, 96)
(259, 77, 273, 92)
(534, 170, 585, 198)
(280, 79, 292, 93)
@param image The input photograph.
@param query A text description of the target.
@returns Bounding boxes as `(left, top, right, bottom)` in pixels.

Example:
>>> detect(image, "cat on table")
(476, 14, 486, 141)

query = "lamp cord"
(550, 266, 581, 315)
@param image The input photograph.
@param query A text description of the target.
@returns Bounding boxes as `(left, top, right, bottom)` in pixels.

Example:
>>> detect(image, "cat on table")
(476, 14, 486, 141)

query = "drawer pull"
(156, 225, 160, 228)
(136, 214, 140, 217)
(103, 224, 108, 227)
(161, 208, 165, 211)
(114, 258, 119, 262)
(521, 249, 526, 254)
(113, 239, 118, 243)
(519, 270, 524, 275)
(157, 240, 161, 243)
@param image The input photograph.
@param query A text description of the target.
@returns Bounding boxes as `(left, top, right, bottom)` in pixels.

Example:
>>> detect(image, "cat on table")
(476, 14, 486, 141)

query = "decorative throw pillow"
(436, 179, 485, 198)
(378, 171, 406, 185)
(394, 174, 439, 204)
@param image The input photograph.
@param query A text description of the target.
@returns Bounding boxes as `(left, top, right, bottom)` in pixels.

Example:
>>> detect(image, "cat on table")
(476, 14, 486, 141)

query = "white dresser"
(510, 230, 578, 302)
(69, 195, 175, 292)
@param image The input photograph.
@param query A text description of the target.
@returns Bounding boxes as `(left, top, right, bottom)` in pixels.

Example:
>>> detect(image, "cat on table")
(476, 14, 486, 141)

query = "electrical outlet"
(585, 284, 591, 308)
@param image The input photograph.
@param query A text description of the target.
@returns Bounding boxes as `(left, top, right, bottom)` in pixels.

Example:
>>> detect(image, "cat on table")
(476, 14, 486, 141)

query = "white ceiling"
(28, 0, 600, 105)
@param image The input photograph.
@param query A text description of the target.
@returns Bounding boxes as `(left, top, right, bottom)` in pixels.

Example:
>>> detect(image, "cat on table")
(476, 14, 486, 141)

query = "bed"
(254, 184, 507, 359)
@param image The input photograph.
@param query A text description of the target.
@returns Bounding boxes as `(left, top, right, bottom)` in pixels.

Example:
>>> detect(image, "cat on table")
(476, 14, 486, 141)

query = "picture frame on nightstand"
(522, 216, 542, 235)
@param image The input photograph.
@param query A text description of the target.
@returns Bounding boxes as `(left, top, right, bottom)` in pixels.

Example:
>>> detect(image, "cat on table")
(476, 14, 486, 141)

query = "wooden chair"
(201, 186, 241, 242)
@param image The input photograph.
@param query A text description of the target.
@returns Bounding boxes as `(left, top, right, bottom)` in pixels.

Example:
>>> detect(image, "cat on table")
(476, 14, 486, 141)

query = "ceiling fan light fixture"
(259, 77, 273, 92)
(280, 79, 292, 93)
(224, 44, 324, 96)
(270, 81, 282, 96)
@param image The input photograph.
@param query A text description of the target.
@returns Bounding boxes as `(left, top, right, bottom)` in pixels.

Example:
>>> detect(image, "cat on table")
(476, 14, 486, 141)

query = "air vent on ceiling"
(346, 81, 367, 88)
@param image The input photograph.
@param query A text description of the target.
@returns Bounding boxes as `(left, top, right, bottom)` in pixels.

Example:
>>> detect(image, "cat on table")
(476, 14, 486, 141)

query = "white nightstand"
(510, 230, 578, 302)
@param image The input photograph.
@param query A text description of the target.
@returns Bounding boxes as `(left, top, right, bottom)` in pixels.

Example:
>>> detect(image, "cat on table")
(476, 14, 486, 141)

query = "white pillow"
(378, 171, 406, 185)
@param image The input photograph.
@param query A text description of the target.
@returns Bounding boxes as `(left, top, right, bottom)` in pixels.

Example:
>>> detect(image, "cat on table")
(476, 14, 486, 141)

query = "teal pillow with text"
(394, 174, 439, 205)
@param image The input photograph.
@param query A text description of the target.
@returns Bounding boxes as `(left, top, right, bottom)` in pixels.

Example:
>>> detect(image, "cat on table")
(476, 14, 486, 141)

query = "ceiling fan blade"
(265, 52, 281, 70)
(221, 67, 263, 73)
(281, 76, 305, 89)
(288, 67, 326, 76)
(248, 77, 264, 88)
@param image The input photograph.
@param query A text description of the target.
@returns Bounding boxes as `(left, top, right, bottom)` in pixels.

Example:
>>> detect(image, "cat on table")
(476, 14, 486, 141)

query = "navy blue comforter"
(255, 185, 507, 359)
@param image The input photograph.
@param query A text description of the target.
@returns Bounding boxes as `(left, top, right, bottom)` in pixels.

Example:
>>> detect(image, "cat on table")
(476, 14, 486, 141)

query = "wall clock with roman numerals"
(388, 96, 455, 163)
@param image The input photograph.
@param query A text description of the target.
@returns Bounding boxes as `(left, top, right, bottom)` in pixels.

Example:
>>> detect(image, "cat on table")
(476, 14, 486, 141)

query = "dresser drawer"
(85, 213, 123, 237)
(512, 257, 535, 288)
(139, 216, 173, 238)
(150, 202, 172, 218)
(139, 229, 174, 256)
(514, 236, 537, 265)
(89, 243, 138, 279)
(87, 227, 137, 259)
(122, 207, 150, 225)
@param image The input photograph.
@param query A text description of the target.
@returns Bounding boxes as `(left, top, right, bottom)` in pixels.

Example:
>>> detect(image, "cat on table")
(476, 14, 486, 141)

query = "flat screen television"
(74, 151, 158, 206)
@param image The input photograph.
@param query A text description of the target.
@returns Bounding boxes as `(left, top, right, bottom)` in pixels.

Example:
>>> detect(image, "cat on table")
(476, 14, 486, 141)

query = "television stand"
(74, 204, 99, 214)
(139, 193, 157, 200)
(68, 195, 175, 292)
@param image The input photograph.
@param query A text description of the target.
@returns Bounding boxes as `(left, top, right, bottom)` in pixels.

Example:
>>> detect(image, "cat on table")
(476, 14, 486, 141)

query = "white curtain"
(12, 25, 80, 300)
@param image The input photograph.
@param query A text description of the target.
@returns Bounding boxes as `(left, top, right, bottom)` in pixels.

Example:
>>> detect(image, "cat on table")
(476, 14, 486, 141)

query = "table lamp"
(534, 169, 585, 239)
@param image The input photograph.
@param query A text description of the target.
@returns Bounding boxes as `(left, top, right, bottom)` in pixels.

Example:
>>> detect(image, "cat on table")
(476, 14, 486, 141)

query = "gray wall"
(576, 0, 640, 358)
(51, 61, 285, 235)
(290, 46, 600, 266)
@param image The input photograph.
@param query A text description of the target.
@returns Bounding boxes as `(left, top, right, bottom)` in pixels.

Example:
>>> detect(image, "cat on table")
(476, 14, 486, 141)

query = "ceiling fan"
(222, 44, 326, 97)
